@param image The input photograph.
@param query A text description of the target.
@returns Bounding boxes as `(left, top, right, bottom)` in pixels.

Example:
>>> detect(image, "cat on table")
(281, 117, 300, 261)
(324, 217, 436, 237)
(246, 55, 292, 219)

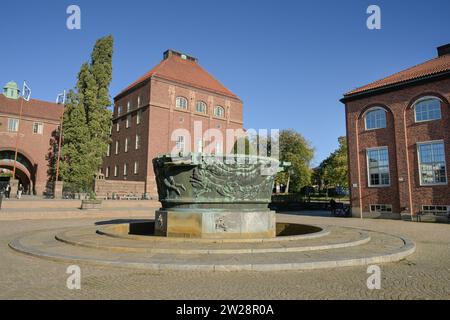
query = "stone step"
(9, 225, 415, 271)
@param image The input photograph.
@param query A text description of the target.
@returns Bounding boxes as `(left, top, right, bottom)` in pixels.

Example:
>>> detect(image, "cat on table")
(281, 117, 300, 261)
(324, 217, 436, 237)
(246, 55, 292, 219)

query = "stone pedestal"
(9, 179, 19, 198)
(155, 209, 276, 239)
(53, 181, 64, 199)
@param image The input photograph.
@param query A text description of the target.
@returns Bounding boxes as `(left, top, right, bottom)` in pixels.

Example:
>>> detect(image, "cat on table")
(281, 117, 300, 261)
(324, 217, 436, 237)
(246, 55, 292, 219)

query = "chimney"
(163, 49, 198, 62)
(437, 43, 450, 57)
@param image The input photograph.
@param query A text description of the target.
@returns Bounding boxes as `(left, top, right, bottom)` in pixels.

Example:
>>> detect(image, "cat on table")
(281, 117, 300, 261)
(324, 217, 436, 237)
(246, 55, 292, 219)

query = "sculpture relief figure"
(163, 176, 186, 197)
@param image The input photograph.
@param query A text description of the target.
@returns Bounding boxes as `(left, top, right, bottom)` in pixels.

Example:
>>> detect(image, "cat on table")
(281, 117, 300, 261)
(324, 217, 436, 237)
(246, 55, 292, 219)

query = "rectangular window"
(8, 118, 19, 132)
(126, 115, 131, 128)
(107, 144, 111, 157)
(137, 96, 141, 108)
(116, 122, 120, 132)
(105, 167, 110, 178)
(135, 134, 141, 150)
(418, 141, 447, 185)
(117, 106, 122, 115)
(197, 139, 203, 153)
(127, 102, 131, 112)
(134, 161, 139, 175)
(115, 141, 119, 155)
(215, 142, 223, 154)
(370, 204, 393, 213)
(114, 165, 118, 177)
(367, 147, 390, 187)
(421, 205, 449, 216)
(124, 138, 129, 153)
(123, 163, 128, 176)
(32, 122, 43, 134)
(137, 110, 142, 125)
(176, 136, 185, 152)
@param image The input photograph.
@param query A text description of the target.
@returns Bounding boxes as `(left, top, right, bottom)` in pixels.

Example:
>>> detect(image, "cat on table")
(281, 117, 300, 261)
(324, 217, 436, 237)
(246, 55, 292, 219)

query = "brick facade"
(0, 84, 63, 195)
(102, 50, 244, 196)
(342, 47, 450, 218)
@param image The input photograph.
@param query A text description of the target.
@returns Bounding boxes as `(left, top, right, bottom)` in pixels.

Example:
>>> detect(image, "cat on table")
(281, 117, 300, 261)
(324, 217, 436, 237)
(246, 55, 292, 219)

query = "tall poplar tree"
(60, 35, 113, 192)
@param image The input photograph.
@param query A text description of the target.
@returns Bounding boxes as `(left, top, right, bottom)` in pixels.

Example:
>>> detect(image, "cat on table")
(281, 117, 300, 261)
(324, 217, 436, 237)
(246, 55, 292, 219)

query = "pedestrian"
(5, 183, 10, 199)
(17, 184, 23, 199)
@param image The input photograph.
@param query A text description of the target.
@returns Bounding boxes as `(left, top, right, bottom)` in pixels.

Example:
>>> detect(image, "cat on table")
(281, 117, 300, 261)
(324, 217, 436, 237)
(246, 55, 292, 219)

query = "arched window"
(176, 96, 188, 110)
(214, 105, 225, 118)
(414, 97, 442, 122)
(196, 101, 207, 114)
(365, 108, 386, 130)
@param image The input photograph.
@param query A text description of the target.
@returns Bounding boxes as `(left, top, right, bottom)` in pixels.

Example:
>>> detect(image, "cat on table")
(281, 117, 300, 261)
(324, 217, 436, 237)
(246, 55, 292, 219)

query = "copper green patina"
(152, 153, 280, 239)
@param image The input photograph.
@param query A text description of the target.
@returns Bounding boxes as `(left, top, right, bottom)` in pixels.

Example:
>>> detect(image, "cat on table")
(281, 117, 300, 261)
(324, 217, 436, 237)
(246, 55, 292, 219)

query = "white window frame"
(214, 106, 225, 118)
(366, 146, 391, 187)
(417, 140, 447, 186)
(126, 115, 131, 128)
(370, 204, 393, 213)
(123, 163, 128, 176)
(137, 96, 141, 108)
(124, 138, 129, 153)
(8, 118, 19, 132)
(421, 205, 449, 216)
(176, 96, 188, 110)
(116, 122, 120, 132)
(114, 165, 118, 177)
(117, 106, 122, 115)
(197, 139, 203, 153)
(115, 141, 119, 155)
(135, 134, 141, 150)
(32, 122, 43, 135)
(364, 107, 387, 131)
(107, 144, 111, 157)
(196, 101, 207, 114)
(105, 167, 110, 178)
(134, 161, 139, 175)
(137, 110, 141, 125)
(413, 96, 442, 123)
(176, 136, 185, 152)
(127, 101, 131, 112)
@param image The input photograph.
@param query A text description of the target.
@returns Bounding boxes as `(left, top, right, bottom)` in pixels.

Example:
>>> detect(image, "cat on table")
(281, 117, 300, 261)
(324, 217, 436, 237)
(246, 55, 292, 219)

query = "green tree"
(271, 129, 315, 193)
(318, 136, 348, 189)
(60, 36, 113, 192)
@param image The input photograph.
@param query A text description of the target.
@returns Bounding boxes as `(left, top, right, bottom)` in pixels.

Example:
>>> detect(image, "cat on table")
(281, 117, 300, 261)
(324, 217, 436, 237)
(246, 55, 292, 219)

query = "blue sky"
(1, 0, 449, 165)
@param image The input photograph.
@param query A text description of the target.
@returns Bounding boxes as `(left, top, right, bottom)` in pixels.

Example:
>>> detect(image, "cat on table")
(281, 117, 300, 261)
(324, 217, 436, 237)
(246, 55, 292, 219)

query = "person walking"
(17, 184, 23, 199)
(5, 183, 10, 199)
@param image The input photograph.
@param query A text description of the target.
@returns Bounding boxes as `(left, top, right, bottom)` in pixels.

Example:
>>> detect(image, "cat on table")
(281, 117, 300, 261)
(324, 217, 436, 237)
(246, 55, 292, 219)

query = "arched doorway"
(0, 150, 35, 195)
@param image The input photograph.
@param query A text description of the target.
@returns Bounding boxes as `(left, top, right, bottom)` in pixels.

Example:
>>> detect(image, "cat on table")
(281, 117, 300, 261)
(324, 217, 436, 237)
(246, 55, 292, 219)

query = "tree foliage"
(317, 136, 348, 188)
(60, 35, 113, 192)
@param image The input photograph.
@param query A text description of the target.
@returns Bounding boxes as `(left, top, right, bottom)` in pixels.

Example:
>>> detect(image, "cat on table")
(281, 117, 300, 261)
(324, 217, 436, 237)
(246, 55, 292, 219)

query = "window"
(124, 138, 129, 153)
(418, 141, 447, 185)
(137, 96, 141, 108)
(107, 144, 111, 157)
(127, 101, 131, 112)
(115, 141, 119, 155)
(176, 97, 188, 110)
(215, 142, 223, 154)
(135, 134, 141, 150)
(126, 115, 131, 128)
(196, 101, 207, 114)
(123, 163, 128, 176)
(32, 122, 43, 135)
(117, 106, 122, 115)
(116, 122, 120, 132)
(105, 167, 110, 178)
(137, 110, 142, 125)
(422, 205, 448, 216)
(214, 106, 225, 118)
(365, 108, 386, 130)
(370, 204, 393, 213)
(176, 136, 185, 152)
(134, 161, 139, 175)
(197, 139, 203, 153)
(8, 118, 19, 132)
(367, 147, 390, 186)
(114, 165, 118, 177)
(414, 97, 442, 122)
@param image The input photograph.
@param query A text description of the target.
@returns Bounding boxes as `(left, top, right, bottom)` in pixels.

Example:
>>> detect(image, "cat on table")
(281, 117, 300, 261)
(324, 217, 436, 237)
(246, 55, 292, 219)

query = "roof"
(0, 94, 64, 122)
(117, 53, 239, 100)
(343, 54, 450, 98)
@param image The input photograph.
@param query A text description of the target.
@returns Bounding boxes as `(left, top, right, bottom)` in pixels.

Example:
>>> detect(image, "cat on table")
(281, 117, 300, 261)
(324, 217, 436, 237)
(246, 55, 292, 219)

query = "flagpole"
(12, 86, 26, 179)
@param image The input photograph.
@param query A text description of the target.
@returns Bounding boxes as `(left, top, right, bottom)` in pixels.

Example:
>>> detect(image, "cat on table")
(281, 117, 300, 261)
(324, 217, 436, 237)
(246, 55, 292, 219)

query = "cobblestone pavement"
(0, 213, 449, 299)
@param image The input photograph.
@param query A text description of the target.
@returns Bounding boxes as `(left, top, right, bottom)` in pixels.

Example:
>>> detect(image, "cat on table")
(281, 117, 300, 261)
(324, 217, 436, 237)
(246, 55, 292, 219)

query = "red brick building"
(342, 44, 450, 219)
(0, 81, 64, 195)
(101, 50, 244, 196)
